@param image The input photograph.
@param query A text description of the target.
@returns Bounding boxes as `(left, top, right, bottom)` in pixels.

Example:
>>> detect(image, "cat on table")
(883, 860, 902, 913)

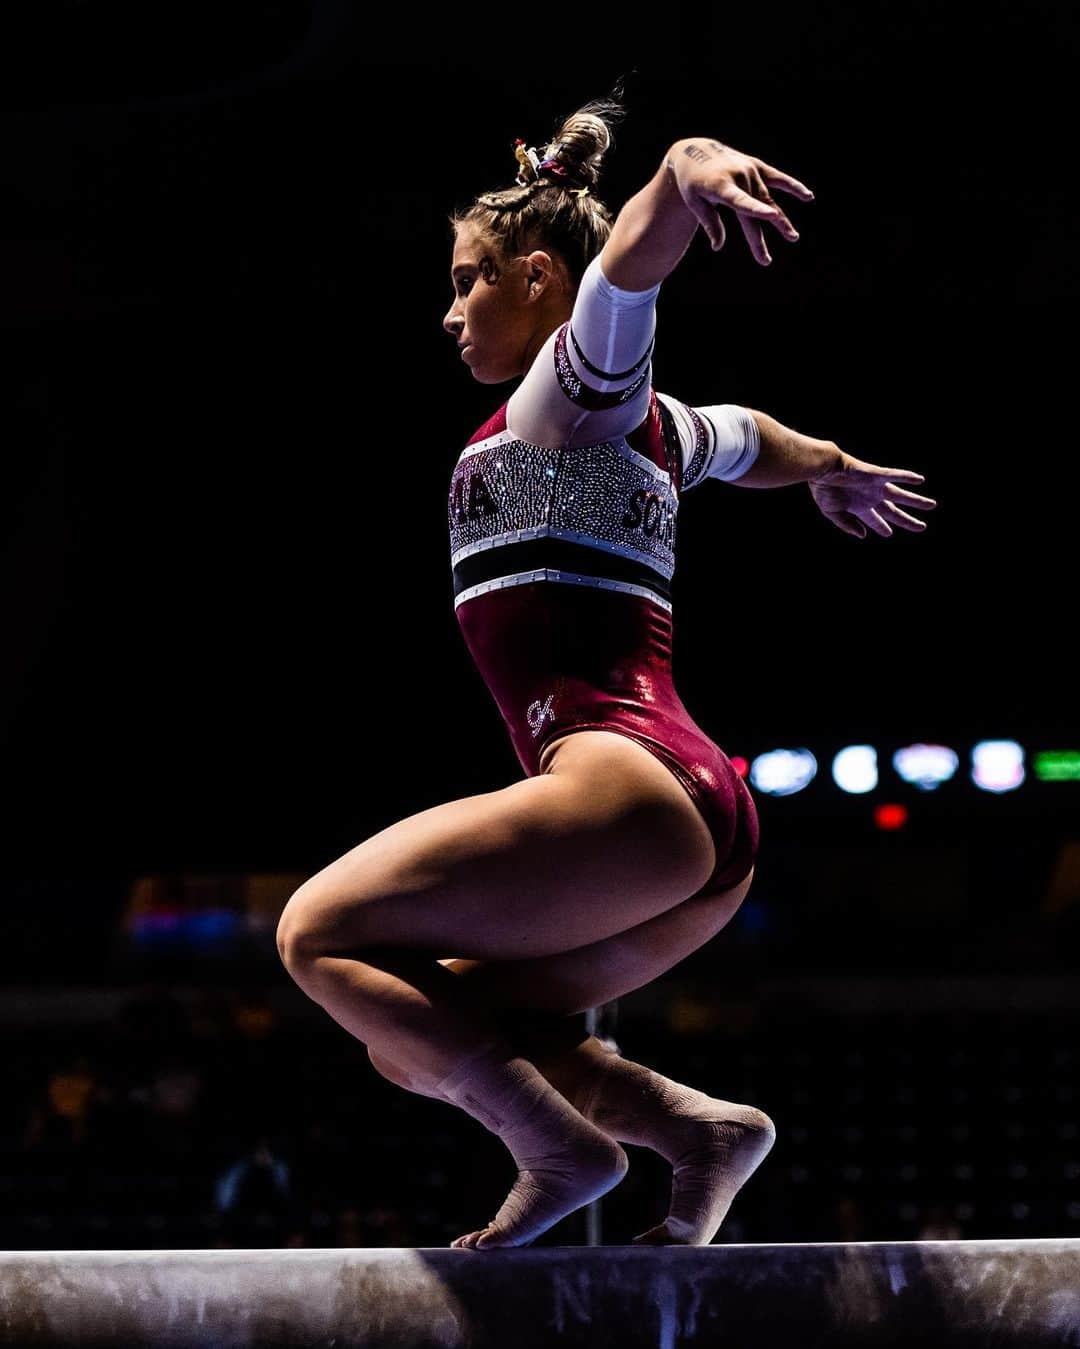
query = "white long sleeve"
(504, 248, 760, 487)
(506, 250, 659, 449)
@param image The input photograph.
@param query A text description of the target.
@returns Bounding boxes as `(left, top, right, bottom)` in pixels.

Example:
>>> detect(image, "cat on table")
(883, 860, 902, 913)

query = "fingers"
(749, 168, 801, 245)
(727, 185, 799, 260)
(702, 182, 799, 265)
(737, 212, 770, 266)
(690, 169, 798, 261)
(885, 483, 937, 509)
(833, 506, 892, 538)
(855, 504, 924, 537)
(688, 198, 727, 251)
(755, 160, 815, 201)
(864, 465, 930, 483)
(729, 191, 787, 266)
(723, 184, 785, 221)
(864, 508, 892, 537)
(881, 501, 928, 530)
(819, 466, 937, 539)
(829, 498, 932, 538)
(829, 512, 866, 538)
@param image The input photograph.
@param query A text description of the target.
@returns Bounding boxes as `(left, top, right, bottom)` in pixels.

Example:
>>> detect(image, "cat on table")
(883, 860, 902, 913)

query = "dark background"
(2, 5, 1076, 962)
(1, 0, 1078, 1255)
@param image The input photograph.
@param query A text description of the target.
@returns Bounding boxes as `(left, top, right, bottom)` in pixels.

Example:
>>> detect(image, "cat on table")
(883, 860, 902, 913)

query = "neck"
(521, 307, 571, 376)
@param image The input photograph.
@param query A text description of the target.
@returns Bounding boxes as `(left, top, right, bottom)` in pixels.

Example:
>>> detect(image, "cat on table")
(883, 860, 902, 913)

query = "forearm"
(599, 142, 700, 291)
(732, 409, 842, 488)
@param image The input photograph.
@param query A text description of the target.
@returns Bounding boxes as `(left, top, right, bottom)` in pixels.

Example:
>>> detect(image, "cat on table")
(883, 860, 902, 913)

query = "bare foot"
(451, 1122, 628, 1250)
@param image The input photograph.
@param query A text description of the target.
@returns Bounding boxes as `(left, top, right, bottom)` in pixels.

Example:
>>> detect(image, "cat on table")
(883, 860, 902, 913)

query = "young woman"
(276, 95, 936, 1251)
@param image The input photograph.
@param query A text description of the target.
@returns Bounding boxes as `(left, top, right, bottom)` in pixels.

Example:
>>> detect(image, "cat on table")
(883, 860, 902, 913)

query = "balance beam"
(2, 1241, 1078, 1346)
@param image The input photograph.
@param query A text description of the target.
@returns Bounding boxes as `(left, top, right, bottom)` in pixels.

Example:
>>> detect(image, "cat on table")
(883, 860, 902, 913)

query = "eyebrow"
(451, 264, 474, 278)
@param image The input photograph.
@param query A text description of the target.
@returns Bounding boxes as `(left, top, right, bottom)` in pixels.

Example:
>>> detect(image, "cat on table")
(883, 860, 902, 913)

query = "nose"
(443, 299, 463, 337)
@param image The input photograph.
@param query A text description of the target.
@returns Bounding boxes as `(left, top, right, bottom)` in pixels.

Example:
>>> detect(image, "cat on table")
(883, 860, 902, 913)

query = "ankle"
(530, 1036, 616, 1118)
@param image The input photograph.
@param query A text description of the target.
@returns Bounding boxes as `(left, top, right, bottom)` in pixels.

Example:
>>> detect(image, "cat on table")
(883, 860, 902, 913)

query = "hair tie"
(513, 137, 590, 197)
(513, 138, 541, 187)
(537, 156, 568, 178)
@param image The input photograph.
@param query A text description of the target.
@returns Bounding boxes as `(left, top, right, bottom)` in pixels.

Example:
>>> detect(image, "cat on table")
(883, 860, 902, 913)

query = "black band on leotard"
(452, 533, 673, 605)
(553, 323, 652, 411)
(568, 324, 653, 383)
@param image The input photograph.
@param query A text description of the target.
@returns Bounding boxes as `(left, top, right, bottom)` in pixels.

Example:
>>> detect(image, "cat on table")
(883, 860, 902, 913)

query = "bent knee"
(276, 885, 324, 969)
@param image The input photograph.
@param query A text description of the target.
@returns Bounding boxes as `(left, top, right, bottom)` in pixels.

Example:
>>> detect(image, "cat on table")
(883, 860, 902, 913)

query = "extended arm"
(656, 393, 837, 490)
(599, 143, 936, 538)
(595, 149, 699, 292)
(602, 137, 811, 288)
(733, 409, 842, 488)
(732, 409, 938, 542)
(507, 136, 811, 449)
(661, 393, 937, 539)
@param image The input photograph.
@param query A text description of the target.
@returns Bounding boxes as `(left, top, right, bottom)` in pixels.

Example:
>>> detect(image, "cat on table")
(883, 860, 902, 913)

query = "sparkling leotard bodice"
(448, 388, 708, 778)
(443, 250, 760, 885)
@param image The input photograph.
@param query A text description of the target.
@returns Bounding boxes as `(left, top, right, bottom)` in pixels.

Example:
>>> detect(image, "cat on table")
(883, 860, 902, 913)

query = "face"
(442, 222, 544, 385)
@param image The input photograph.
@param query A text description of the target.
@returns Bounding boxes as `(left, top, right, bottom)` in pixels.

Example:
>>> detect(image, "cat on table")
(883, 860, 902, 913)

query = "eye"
(456, 276, 474, 296)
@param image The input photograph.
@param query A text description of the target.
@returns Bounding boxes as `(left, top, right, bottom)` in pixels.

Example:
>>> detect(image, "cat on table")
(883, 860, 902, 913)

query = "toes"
(632, 1221, 691, 1246)
(451, 1230, 483, 1249)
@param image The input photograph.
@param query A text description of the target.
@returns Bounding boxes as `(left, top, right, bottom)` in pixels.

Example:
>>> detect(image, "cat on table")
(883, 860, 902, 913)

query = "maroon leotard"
(447, 383, 759, 893)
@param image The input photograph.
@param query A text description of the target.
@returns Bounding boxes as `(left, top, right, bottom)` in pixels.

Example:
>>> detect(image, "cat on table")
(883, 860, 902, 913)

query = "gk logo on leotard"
(527, 693, 556, 738)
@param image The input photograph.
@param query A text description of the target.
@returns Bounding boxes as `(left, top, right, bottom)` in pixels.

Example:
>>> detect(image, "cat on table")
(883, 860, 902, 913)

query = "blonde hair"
(449, 87, 628, 288)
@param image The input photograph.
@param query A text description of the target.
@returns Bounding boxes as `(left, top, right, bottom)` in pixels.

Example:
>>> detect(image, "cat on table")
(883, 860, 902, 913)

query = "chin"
(472, 366, 518, 386)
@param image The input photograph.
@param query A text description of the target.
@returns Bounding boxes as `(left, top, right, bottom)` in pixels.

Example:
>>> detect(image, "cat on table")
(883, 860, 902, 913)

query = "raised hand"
(665, 138, 814, 265)
(808, 452, 937, 539)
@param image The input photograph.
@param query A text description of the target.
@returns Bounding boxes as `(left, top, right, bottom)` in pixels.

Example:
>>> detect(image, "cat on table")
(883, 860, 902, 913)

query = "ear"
(524, 249, 557, 297)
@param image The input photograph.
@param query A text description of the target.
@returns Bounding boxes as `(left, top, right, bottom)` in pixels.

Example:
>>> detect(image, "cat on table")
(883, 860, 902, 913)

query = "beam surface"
(2, 1240, 1079, 1347)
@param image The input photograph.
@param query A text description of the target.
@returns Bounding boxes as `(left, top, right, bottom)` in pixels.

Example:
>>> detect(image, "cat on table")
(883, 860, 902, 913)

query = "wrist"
(808, 442, 844, 483)
(739, 411, 842, 489)
(662, 141, 683, 175)
(659, 143, 689, 202)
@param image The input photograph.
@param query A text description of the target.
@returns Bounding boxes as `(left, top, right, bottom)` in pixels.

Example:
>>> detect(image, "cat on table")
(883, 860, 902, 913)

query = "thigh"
(277, 743, 718, 963)
(439, 865, 756, 1014)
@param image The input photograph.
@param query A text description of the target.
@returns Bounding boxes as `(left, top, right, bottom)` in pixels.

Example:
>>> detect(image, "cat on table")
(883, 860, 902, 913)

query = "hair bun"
(542, 96, 625, 191)
(456, 84, 627, 289)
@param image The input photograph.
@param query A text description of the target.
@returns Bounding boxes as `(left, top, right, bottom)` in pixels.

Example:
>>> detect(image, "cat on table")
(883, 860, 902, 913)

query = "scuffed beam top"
(2, 1241, 1079, 1347)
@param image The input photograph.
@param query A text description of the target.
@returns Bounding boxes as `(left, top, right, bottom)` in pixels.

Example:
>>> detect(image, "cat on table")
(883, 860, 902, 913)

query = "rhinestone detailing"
(448, 428, 678, 612)
(553, 322, 652, 411)
(454, 569, 673, 613)
(680, 404, 713, 489)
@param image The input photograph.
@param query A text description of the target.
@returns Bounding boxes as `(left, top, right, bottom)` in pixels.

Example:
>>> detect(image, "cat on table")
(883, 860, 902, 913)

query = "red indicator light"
(730, 756, 750, 778)
(875, 803, 908, 831)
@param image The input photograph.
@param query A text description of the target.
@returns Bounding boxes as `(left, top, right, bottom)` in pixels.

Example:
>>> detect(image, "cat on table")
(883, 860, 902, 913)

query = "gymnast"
(276, 92, 936, 1250)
